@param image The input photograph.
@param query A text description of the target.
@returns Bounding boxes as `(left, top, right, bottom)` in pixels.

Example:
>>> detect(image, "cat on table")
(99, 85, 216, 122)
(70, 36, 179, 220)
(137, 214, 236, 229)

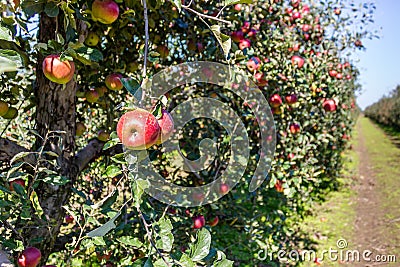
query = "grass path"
(299, 116, 400, 266)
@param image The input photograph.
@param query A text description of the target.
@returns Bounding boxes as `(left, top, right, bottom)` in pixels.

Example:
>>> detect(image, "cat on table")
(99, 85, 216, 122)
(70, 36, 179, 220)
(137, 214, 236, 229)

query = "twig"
(0, 219, 25, 244)
(182, 6, 232, 25)
(142, 0, 149, 78)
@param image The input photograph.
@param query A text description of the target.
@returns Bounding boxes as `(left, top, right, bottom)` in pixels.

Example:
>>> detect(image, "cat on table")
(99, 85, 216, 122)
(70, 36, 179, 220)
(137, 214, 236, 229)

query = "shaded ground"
(300, 116, 400, 266)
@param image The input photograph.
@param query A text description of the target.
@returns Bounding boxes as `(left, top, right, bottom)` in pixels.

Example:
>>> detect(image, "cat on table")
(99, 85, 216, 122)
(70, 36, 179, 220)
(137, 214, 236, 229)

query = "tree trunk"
(27, 12, 78, 263)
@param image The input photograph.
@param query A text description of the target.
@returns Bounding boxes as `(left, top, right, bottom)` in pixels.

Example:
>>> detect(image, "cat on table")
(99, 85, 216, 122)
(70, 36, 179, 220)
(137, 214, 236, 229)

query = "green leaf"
(144, 258, 153, 267)
(42, 175, 70, 185)
(92, 236, 106, 246)
(74, 46, 103, 65)
(154, 217, 174, 252)
(30, 190, 44, 217)
(22, 0, 45, 18)
(91, 190, 118, 210)
(0, 26, 13, 41)
(224, 0, 253, 6)
(44, 2, 59, 17)
(87, 211, 121, 237)
(178, 254, 195, 267)
(132, 179, 150, 208)
(117, 236, 143, 248)
(0, 49, 22, 73)
(154, 259, 169, 267)
(213, 251, 234, 267)
(189, 228, 211, 261)
(210, 25, 231, 59)
(121, 78, 140, 97)
(104, 165, 122, 178)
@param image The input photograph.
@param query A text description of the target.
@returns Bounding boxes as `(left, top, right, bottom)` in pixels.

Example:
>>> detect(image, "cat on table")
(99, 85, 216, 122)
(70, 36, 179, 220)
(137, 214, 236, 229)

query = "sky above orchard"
(353, 0, 400, 110)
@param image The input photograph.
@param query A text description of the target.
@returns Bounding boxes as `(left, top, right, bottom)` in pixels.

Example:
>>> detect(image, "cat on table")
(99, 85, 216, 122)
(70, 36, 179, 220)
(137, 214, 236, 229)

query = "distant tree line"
(365, 85, 400, 129)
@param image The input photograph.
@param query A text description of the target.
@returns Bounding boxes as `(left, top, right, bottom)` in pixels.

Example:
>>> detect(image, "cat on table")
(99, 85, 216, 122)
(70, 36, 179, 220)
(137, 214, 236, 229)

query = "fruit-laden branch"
(0, 137, 35, 165)
(0, 250, 12, 267)
(74, 139, 123, 172)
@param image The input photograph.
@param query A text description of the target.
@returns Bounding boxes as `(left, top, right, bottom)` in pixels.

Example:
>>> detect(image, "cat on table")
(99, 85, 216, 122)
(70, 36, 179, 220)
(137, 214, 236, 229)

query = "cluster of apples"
(231, 20, 258, 50)
(116, 108, 174, 150)
(269, 93, 337, 114)
(0, 100, 18, 119)
(84, 73, 123, 104)
(16, 247, 56, 267)
(328, 62, 352, 81)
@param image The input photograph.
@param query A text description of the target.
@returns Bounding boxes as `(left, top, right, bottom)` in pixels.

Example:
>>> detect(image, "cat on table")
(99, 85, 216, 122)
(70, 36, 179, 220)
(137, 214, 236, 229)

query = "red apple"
(334, 8, 341, 15)
(105, 73, 123, 91)
(328, 70, 338, 77)
(76, 122, 86, 136)
(208, 216, 219, 227)
(285, 94, 297, 105)
(302, 24, 311, 32)
(65, 215, 74, 224)
(289, 123, 301, 134)
(157, 45, 169, 59)
(116, 109, 161, 150)
(9, 179, 25, 191)
(254, 72, 268, 87)
(323, 99, 337, 112)
(346, 74, 352, 80)
(193, 215, 205, 229)
(291, 0, 300, 8)
(291, 55, 304, 68)
(85, 89, 100, 103)
(219, 183, 229, 194)
(239, 39, 251, 50)
(241, 21, 251, 33)
(0, 100, 9, 117)
(231, 30, 244, 43)
(274, 180, 284, 192)
(92, 0, 119, 24)
(42, 55, 75, 84)
(18, 247, 41, 267)
(246, 56, 261, 72)
(269, 94, 282, 108)
(292, 11, 302, 20)
(336, 73, 343, 79)
(156, 109, 174, 145)
(97, 130, 110, 142)
(234, 4, 241, 11)
(355, 40, 362, 47)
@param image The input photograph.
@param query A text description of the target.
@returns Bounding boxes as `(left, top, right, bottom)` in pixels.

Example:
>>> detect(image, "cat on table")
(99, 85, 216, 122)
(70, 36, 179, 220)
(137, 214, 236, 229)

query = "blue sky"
(353, 0, 400, 110)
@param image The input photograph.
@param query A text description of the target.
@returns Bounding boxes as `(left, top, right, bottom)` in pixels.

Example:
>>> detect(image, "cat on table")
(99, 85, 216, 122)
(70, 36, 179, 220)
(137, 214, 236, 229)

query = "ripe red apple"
(239, 39, 251, 50)
(234, 4, 241, 11)
(1, 107, 18, 119)
(291, 55, 304, 68)
(289, 123, 301, 134)
(231, 30, 244, 43)
(42, 55, 75, 84)
(334, 8, 341, 15)
(0, 100, 9, 117)
(336, 73, 343, 79)
(328, 69, 338, 77)
(85, 32, 100, 46)
(208, 216, 219, 227)
(85, 89, 100, 103)
(65, 215, 74, 224)
(269, 94, 282, 108)
(219, 183, 229, 194)
(97, 130, 110, 142)
(157, 45, 169, 58)
(193, 215, 205, 229)
(302, 24, 311, 32)
(285, 94, 297, 105)
(346, 74, 352, 80)
(116, 109, 160, 150)
(292, 11, 302, 20)
(92, 0, 119, 24)
(355, 40, 362, 47)
(105, 73, 123, 91)
(291, 0, 300, 8)
(156, 109, 174, 145)
(254, 72, 267, 87)
(17, 247, 41, 267)
(246, 56, 261, 72)
(323, 99, 337, 112)
(76, 122, 86, 136)
(9, 179, 25, 191)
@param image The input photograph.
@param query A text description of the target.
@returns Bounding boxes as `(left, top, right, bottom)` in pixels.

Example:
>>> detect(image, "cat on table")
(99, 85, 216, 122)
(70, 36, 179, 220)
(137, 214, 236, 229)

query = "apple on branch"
(42, 55, 75, 84)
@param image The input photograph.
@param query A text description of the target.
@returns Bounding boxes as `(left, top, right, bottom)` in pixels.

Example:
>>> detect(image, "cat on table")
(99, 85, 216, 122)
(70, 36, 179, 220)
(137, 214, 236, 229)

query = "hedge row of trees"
(0, 0, 375, 266)
(365, 85, 400, 128)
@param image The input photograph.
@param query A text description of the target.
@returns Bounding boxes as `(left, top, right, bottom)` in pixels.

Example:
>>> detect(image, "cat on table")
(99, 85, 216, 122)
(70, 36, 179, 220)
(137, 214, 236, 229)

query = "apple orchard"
(0, 0, 376, 266)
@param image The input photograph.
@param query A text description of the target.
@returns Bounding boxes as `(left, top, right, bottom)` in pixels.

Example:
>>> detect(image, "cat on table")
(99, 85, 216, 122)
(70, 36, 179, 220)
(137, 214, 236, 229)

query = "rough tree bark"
(27, 12, 79, 263)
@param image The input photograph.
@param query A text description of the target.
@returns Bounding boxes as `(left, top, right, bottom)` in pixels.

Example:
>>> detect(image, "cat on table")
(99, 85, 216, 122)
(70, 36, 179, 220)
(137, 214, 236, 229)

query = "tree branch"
(74, 139, 123, 173)
(0, 137, 35, 165)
